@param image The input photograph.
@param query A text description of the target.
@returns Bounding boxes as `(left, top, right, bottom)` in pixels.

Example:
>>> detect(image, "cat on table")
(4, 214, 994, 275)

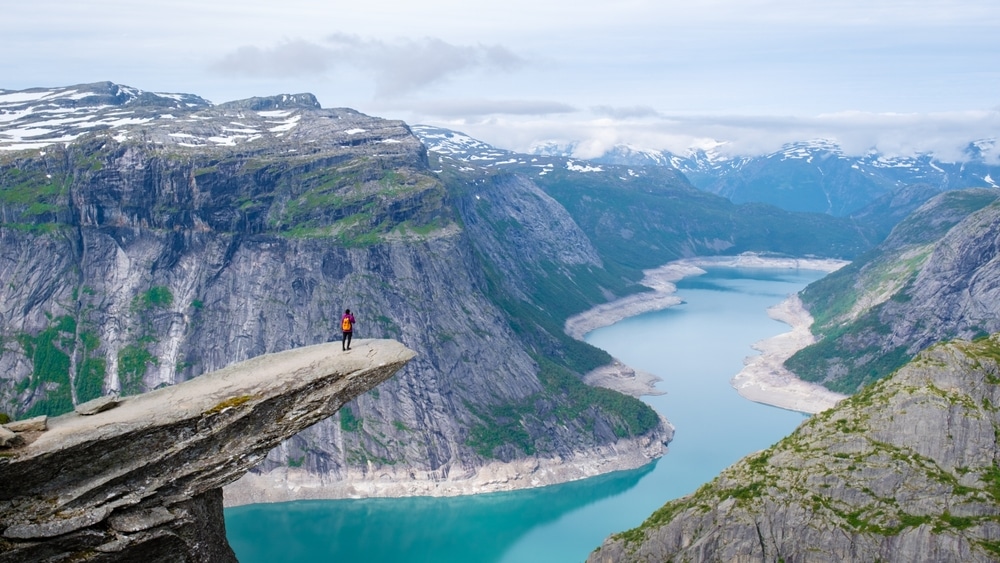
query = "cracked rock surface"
(0, 339, 413, 562)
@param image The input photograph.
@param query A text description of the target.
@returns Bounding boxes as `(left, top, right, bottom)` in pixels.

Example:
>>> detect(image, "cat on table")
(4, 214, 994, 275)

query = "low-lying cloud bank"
(401, 106, 1000, 162)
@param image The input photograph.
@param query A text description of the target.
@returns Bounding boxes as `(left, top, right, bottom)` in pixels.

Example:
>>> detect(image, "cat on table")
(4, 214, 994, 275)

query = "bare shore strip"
(225, 426, 670, 504)
(572, 254, 849, 413)
(731, 294, 848, 414)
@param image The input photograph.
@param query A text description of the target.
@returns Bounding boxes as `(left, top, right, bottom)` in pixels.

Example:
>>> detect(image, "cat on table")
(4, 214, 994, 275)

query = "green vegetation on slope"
(787, 190, 1000, 393)
(607, 336, 1000, 559)
(117, 285, 176, 396)
(466, 358, 659, 459)
(785, 307, 913, 393)
(17, 316, 75, 417)
(13, 314, 108, 417)
(0, 167, 70, 216)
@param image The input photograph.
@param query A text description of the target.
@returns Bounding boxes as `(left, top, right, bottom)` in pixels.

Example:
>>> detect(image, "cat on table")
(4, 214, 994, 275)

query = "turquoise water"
(226, 267, 826, 562)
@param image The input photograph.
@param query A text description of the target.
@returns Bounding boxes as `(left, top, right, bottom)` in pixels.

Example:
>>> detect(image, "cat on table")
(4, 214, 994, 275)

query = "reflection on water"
(226, 267, 825, 563)
(226, 463, 655, 563)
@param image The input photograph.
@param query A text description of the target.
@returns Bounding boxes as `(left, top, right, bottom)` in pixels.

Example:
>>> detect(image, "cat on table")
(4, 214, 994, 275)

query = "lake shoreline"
(225, 254, 846, 506)
(570, 254, 849, 413)
(730, 294, 848, 414)
(224, 420, 672, 505)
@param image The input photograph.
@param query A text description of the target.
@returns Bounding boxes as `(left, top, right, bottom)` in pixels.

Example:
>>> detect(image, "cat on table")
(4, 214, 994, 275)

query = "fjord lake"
(225, 267, 826, 562)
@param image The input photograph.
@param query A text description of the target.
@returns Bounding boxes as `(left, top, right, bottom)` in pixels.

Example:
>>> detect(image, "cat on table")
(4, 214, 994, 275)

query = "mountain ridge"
(787, 188, 1000, 393)
(0, 81, 674, 503)
(411, 124, 998, 217)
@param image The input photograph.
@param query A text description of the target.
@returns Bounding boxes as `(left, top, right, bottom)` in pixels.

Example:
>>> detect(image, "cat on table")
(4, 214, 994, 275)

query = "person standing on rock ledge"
(341, 309, 356, 351)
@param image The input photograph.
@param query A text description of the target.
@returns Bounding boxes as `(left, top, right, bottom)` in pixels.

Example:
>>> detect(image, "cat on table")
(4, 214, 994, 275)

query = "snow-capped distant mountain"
(0, 82, 212, 151)
(411, 125, 534, 169)
(527, 140, 576, 158)
(412, 125, 627, 179)
(410, 125, 517, 162)
(596, 138, 1000, 216)
(588, 145, 673, 167)
(0, 81, 368, 155)
(417, 125, 1000, 218)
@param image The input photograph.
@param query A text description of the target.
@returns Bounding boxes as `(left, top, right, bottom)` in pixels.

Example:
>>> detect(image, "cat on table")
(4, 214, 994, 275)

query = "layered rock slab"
(0, 339, 414, 562)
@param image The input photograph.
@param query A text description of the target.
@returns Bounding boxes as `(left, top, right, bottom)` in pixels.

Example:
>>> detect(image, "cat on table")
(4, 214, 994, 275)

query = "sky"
(3, 0, 999, 160)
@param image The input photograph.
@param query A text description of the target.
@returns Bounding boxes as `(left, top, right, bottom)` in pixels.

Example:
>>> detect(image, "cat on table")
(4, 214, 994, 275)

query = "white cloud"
(210, 40, 334, 78)
(400, 99, 577, 118)
(209, 35, 526, 98)
(1, 0, 997, 159)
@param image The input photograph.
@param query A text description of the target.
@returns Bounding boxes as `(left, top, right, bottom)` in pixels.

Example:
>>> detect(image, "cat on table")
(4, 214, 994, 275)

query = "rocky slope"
(0, 340, 413, 562)
(786, 188, 1000, 392)
(590, 333, 1000, 563)
(0, 82, 669, 500)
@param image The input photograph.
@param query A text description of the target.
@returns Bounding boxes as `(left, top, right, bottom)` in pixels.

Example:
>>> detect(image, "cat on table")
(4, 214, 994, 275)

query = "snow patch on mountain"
(566, 161, 603, 173)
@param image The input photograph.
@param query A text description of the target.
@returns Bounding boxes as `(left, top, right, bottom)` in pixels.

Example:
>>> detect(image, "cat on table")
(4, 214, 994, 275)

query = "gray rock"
(590, 334, 1000, 563)
(3, 415, 47, 432)
(0, 83, 672, 512)
(790, 189, 1000, 391)
(0, 339, 414, 561)
(74, 395, 120, 416)
(108, 506, 175, 533)
(0, 426, 20, 448)
(0, 85, 671, 505)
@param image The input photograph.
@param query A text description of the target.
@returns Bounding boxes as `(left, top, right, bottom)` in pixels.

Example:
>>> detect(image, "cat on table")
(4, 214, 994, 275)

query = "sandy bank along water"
(569, 254, 849, 413)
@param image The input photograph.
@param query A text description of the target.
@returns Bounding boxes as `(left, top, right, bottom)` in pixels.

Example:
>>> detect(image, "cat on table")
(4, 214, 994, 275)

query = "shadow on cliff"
(225, 461, 656, 563)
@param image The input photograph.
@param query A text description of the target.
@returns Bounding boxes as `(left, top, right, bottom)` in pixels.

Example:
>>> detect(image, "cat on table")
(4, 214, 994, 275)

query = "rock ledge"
(0, 339, 413, 562)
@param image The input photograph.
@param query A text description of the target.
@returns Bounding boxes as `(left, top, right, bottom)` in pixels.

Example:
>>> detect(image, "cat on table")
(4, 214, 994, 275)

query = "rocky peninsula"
(0, 340, 414, 562)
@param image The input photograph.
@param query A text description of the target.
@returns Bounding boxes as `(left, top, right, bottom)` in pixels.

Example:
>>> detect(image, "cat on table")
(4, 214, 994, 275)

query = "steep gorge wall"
(787, 190, 1000, 392)
(0, 97, 669, 500)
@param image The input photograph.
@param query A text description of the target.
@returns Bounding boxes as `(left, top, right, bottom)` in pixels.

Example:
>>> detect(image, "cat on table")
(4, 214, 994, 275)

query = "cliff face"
(0, 82, 669, 499)
(787, 189, 1000, 393)
(0, 340, 414, 562)
(590, 334, 1000, 563)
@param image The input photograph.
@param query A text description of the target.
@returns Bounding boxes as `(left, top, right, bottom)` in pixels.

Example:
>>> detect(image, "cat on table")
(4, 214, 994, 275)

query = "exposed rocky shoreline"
(224, 424, 671, 503)
(566, 254, 850, 412)
(730, 294, 848, 413)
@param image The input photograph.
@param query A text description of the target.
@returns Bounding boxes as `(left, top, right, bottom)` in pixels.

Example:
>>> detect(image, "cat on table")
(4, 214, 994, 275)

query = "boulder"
(74, 395, 120, 416)
(0, 426, 20, 448)
(3, 415, 48, 433)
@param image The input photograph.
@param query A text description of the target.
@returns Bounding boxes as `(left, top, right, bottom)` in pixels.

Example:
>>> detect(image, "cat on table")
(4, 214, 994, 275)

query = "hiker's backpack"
(342, 316, 352, 331)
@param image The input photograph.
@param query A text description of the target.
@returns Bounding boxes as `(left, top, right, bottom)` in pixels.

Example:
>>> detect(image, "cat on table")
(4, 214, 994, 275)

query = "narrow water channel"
(225, 267, 825, 562)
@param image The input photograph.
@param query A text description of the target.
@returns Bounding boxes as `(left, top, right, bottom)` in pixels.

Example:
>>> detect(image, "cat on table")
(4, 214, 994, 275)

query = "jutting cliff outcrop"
(0, 340, 414, 562)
